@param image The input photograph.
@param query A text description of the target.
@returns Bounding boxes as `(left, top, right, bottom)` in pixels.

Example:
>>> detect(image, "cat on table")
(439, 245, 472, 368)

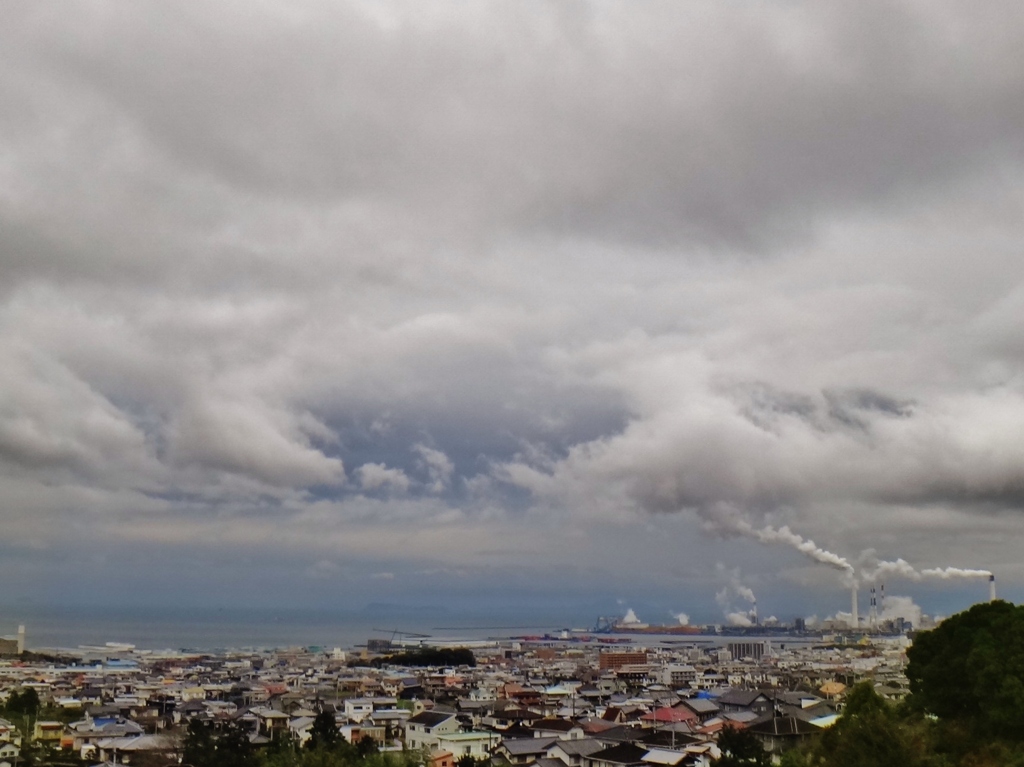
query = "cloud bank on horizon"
(3, 0, 1024, 611)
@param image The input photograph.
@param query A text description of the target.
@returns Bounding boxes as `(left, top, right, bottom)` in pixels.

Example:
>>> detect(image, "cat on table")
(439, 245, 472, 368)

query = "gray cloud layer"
(3, 0, 1024, 612)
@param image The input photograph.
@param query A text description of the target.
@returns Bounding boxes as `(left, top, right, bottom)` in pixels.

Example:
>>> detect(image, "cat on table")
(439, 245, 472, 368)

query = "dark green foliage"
(4, 687, 41, 717)
(262, 743, 422, 767)
(308, 710, 342, 751)
(216, 721, 260, 767)
(355, 735, 378, 757)
(356, 647, 476, 668)
(263, 730, 299, 765)
(182, 719, 216, 767)
(810, 682, 922, 767)
(907, 600, 1024, 740)
(183, 719, 259, 767)
(840, 682, 890, 719)
(301, 710, 377, 764)
(777, 750, 811, 767)
(713, 725, 771, 767)
(714, 603, 1024, 766)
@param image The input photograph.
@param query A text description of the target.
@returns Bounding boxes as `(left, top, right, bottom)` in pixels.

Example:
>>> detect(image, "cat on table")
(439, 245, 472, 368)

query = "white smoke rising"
(859, 554, 992, 587)
(860, 552, 995, 602)
(697, 505, 855, 579)
(751, 524, 855, 573)
(674, 612, 690, 626)
(878, 595, 922, 628)
(716, 565, 758, 624)
(735, 583, 756, 604)
(716, 564, 757, 603)
(828, 611, 854, 626)
(861, 558, 922, 582)
(622, 608, 641, 624)
(713, 505, 994, 592)
(920, 567, 992, 579)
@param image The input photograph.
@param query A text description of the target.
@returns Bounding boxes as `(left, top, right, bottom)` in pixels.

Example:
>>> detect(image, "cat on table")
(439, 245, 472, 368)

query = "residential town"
(0, 628, 912, 767)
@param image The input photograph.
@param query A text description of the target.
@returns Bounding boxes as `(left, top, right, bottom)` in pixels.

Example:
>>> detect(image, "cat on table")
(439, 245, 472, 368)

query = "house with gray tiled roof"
(547, 737, 606, 767)
(495, 736, 558, 764)
(405, 710, 460, 751)
(584, 742, 649, 767)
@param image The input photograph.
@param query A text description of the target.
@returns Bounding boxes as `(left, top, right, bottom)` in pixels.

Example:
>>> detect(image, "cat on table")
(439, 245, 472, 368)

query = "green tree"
(356, 735, 379, 757)
(216, 721, 260, 767)
(907, 600, 1024, 740)
(262, 730, 301, 767)
(809, 682, 920, 767)
(777, 750, 811, 767)
(307, 710, 342, 751)
(7, 687, 40, 718)
(713, 725, 771, 767)
(182, 719, 216, 767)
(2, 690, 20, 717)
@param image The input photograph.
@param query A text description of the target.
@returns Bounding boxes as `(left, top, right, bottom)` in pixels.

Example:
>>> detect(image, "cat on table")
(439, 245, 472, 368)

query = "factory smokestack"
(869, 587, 876, 629)
(17, 625, 24, 654)
(990, 574, 996, 603)
(850, 586, 859, 630)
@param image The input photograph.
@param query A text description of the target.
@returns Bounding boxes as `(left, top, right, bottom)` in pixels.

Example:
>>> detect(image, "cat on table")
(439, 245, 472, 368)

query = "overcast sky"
(4, 0, 1024, 625)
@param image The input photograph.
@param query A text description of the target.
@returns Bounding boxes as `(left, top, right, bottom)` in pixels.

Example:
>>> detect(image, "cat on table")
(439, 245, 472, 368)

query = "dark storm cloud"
(4, 0, 1024, 605)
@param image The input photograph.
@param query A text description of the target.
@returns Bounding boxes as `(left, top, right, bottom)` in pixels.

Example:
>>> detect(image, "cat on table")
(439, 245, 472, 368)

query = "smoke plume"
(920, 567, 992, 579)
(716, 565, 758, 625)
(735, 521, 855, 574)
(734, 583, 757, 604)
(726, 612, 754, 627)
(861, 560, 992, 583)
(878, 595, 923, 628)
(861, 558, 922, 583)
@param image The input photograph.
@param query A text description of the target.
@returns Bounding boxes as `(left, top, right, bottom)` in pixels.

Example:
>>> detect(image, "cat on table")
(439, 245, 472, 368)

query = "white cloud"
(413, 444, 455, 493)
(356, 463, 411, 493)
(168, 396, 345, 488)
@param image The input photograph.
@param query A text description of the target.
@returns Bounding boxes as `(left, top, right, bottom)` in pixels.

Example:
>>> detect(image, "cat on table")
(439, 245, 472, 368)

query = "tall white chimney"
(17, 625, 25, 654)
(990, 574, 997, 603)
(850, 586, 859, 630)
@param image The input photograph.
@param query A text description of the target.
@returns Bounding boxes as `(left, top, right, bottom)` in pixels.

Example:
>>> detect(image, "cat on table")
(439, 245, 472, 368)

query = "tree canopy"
(713, 725, 771, 767)
(736, 602, 1024, 767)
(308, 710, 342, 751)
(4, 687, 41, 718)
(809, 682, 923, 767)
(907, 599, 1024, 739)
(182, 719, 259, 767)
